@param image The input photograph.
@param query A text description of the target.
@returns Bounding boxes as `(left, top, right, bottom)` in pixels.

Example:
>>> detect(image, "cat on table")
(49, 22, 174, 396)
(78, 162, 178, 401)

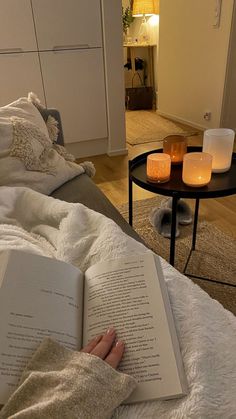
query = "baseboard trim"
(66, 138, 108, 158)
(156, 110, 205, 131)
(107, 148, 128, 156)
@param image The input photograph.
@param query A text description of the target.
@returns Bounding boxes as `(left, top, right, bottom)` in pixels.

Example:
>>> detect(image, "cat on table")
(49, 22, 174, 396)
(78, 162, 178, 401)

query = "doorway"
(122, 0, 200, 151)
(221, 1, 236, 130)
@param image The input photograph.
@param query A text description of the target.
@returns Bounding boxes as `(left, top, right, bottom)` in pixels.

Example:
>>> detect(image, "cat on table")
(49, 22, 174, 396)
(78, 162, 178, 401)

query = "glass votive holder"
(182, 152, 212, 187)
(203, 128, 235, 173)
(163, 135, 187, 164)
(147, 153, 171, 183)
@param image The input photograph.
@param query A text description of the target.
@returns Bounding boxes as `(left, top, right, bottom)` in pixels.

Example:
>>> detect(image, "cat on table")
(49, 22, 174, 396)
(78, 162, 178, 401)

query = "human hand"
(81, 327, 124, 369)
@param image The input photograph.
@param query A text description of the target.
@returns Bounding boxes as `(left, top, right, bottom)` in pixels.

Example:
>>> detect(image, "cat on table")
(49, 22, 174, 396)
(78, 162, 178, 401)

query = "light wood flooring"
(77, 131, 236, 240)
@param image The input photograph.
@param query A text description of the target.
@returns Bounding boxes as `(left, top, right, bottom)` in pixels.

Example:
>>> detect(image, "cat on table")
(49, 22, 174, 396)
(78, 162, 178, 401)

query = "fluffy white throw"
(0, 186, 235, 419)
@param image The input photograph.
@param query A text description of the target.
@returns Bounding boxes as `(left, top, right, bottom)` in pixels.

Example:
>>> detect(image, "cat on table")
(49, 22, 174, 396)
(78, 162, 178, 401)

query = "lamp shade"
(132, 0, 159, 16)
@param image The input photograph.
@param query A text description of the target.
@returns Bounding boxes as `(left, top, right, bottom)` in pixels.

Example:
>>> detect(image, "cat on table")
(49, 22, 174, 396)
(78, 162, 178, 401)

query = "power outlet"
(204, 112, 212, 121)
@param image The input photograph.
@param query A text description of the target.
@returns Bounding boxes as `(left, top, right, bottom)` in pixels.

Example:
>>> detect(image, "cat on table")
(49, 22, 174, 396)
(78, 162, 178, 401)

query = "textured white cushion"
(0, 96, 94, 194)
(0, 97, 50, 140)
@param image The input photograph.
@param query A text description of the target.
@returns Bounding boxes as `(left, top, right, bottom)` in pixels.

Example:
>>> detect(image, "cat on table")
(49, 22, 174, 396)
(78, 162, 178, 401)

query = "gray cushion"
(51, 174, 144, 244)
(40, 108, 144, 244)
(38, 108, 64, 146)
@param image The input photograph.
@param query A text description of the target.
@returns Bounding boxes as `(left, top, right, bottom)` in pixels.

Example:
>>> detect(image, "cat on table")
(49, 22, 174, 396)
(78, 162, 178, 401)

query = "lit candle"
(203, 128, 235, 173)
(163, 135, 187, 164)
(147, 153, 171, 183)
(182, 152, 212, 187)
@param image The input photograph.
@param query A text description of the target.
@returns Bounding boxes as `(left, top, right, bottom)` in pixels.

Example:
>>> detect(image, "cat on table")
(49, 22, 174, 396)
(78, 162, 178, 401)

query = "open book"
(0, 249, 187, 405)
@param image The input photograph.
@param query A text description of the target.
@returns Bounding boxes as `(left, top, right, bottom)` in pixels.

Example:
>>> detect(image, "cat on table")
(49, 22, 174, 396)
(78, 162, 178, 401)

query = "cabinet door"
(40, 49, 107, 143)
(0, 0, 37, 52)
(0, 52, 45, 107)
(32, 0, 103, 50)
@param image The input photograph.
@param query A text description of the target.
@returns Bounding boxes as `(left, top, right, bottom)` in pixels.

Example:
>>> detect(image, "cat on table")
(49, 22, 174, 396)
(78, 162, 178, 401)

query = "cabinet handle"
(0, 48, 23, 54)
(52, 44, 89, 51)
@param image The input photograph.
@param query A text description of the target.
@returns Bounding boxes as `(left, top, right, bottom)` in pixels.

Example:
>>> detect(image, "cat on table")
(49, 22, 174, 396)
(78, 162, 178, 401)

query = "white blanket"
(0, 186, 235, 419)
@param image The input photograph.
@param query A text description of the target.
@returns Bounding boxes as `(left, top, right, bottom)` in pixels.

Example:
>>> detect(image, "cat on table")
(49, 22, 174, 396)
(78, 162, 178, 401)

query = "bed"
(0, 106, 235, 418)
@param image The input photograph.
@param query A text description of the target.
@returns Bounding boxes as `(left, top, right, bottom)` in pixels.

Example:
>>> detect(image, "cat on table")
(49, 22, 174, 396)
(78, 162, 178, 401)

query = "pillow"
(0, 97, 50, 140)
(27, 92, 60, 143)
(0, 96, 95, 195)
(46, 114, 59, 143)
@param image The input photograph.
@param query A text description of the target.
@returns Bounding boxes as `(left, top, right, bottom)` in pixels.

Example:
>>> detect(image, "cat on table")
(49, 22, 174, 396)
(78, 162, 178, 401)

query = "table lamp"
(132, 0, 159, 43)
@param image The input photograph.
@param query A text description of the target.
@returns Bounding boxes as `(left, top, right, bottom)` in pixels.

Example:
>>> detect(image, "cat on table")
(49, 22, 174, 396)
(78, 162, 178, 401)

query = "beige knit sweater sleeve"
(0, 338, 137, 419)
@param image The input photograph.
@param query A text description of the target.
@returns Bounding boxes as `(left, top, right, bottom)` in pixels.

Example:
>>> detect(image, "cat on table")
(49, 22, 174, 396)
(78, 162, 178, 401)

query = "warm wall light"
(132, 0, 159, 43)
(132, 0, 159, 16)
(148, 14, 159, 27)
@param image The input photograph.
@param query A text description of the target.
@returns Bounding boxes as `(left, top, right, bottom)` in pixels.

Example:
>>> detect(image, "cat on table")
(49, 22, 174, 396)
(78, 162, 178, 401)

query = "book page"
(83, 252, 185, 403)
(0, 250, 84, 405)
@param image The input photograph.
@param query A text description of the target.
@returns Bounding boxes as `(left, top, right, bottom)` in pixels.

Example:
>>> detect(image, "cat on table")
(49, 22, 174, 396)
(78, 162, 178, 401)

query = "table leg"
(128, 161, 133, 226)
(192, 199, 200, 250)
(130, 47, 136, 84)
(170, 195, 178, 266)
(148, 46, 155, 109)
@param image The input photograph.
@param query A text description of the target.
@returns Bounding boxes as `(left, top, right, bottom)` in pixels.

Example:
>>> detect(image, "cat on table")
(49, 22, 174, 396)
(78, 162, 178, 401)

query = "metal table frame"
(128, 147, 236, 288)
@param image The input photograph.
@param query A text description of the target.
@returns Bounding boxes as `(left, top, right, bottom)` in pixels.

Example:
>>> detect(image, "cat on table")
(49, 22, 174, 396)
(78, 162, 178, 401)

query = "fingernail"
(93, 335, 102, 342)
(116, 340, 124, 348)
(106, 327, 115, 336)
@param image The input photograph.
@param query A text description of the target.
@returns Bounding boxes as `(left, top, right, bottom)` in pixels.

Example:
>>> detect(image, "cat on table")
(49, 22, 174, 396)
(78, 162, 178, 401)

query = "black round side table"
(129, 146, 236, 284)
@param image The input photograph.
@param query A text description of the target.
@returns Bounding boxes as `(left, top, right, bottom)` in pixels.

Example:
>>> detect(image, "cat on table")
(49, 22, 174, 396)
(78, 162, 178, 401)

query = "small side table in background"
(123, 42, 156, 107)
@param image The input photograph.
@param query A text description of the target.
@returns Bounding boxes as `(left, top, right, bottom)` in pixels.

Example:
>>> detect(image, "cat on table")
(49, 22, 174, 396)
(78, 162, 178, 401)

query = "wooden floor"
(78, 131, 236, 239)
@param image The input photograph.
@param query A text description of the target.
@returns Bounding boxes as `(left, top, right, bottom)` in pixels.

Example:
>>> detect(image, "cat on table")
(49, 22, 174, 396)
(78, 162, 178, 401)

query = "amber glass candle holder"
(182, 152, 212, 187)
(163, 135, 187, 164)
(147, 153, 171, 183)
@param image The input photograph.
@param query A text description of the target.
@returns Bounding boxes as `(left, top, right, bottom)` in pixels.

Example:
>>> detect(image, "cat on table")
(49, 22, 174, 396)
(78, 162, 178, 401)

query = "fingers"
(80, 334, 103, 353)
(90, 327, 116, 359)
(81, 328, 125, 370)
(105, 340, 125, 369)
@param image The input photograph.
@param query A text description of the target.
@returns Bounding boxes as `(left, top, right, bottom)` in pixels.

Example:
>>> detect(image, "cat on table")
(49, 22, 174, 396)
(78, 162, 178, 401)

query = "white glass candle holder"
(203, 128, 235, 173)
(182, 152, 212, 187)
(147, 153, 171, 183)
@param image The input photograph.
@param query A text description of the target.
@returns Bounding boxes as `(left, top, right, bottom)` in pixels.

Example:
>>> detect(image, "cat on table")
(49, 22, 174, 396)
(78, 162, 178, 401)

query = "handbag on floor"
(126, 72, 153, 110)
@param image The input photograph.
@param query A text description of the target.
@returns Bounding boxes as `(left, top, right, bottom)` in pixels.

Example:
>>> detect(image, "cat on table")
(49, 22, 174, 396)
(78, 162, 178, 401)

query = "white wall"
(158, 0, 234, 129)
(128, 15, 159, 46)
(102, 0, 127, 156)
(221, 2, 236, 129)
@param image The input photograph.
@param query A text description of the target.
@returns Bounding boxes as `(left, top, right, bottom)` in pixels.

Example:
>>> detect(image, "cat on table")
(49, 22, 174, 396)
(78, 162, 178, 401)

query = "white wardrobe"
(0, 0, 126, 157)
